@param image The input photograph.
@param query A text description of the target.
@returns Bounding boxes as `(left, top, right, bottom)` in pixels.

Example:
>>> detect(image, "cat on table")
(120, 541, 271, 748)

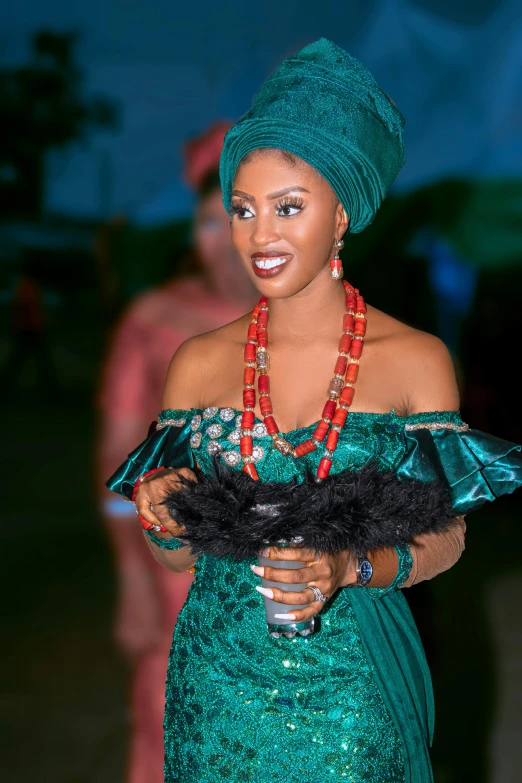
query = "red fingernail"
(138, 514, 154, 531)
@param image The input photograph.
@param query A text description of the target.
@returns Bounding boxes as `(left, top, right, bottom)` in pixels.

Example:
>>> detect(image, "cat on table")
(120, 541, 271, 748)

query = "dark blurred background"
(1, 2, 521, 781)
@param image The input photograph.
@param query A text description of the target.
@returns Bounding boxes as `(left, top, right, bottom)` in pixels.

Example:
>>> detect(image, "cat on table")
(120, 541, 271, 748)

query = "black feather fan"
(161, 459, 453, 560)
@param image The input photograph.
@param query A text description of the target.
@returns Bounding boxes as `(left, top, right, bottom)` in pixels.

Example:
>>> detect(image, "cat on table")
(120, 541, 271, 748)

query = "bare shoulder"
(161, 314, 250, 410)
(368, 307, 459, 414)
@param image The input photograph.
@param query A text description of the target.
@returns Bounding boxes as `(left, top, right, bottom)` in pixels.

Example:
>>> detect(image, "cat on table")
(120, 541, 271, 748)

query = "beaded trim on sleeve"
(366, 544, 413, 601)
(157, 418, 187, 430)
(404, 421, 469, 432)
(144, 529, 185, 550)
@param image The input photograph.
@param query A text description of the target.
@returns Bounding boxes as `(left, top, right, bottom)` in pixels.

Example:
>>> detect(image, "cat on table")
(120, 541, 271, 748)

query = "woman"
(98, 122, 254, 783)
(108, 40, 522, 782)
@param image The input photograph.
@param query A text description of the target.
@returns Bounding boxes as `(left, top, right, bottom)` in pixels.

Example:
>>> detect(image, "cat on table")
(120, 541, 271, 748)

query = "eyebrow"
(231, 186, 310, 202)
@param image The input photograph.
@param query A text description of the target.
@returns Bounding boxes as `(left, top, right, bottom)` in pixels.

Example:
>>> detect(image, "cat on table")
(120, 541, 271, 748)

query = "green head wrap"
(220, 38, 405, 234)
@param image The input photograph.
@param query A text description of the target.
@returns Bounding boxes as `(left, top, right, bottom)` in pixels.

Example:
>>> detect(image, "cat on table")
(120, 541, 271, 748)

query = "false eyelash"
(229, 199, 250, 215)
(276, 196, 304, 210)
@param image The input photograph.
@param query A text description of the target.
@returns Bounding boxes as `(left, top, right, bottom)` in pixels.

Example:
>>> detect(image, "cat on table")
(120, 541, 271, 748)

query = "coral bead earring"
(330, 238, 344, 280)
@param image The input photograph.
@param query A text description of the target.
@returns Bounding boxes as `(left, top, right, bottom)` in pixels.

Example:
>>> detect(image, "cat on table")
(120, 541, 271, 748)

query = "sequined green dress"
(108, 408, 522, 783)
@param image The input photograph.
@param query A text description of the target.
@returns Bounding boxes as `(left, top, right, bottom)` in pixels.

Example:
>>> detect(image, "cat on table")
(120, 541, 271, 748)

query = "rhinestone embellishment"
(235, 414, 243, 428)
(190, 432, 202, 448)
(253, 422, 268, 438)
(191, 414, 202, 431)
(207, 422, 223, 439)
(207, 440, 222, 456)
(219, 408, 235, 422)
(156, 418, 186, 430)
(222, 450, 241, 467)
(404, 421, 470, 432)
(203, 406, 218, 419)
(252, 445, 265, 462)
(228, 429, 241, 445)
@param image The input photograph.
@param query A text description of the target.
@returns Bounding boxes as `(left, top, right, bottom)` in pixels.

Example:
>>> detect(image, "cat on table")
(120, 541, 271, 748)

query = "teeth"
(254, 257, 289, 270)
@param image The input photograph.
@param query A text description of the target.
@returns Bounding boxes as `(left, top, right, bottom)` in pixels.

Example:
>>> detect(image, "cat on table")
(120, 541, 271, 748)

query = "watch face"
(359, 559, 373, 582)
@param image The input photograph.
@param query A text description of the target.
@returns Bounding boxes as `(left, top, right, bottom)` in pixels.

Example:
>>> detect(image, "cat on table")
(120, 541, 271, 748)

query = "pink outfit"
(100, 278, 245, 783)
(100, 278, 243, 422)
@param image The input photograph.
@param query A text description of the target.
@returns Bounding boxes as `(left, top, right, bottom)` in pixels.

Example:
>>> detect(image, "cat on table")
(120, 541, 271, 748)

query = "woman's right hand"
(135, 467, 196, 537)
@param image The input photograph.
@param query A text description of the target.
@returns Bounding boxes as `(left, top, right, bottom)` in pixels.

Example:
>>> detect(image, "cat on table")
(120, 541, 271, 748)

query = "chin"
(246, 264, 320, 300)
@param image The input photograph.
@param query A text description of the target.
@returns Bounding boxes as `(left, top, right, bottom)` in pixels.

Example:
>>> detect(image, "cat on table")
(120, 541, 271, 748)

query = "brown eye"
(276, 199, 303, 217)
(231, 203, 254, 220)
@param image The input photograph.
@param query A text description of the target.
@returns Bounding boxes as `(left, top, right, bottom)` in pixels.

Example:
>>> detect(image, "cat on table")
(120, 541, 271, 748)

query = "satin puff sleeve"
(396, 413, 522, 515)
(106, 414, 196, 501)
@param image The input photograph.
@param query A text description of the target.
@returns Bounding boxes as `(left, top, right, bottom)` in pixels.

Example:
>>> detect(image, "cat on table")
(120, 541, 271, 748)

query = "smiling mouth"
(253, 257, 291, 270)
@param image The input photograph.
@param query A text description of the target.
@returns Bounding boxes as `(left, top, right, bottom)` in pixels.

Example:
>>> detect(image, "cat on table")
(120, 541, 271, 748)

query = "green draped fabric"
(107, 419, 195, 500)
(107, 409, 522, 782)
(398, 426, 522, 514)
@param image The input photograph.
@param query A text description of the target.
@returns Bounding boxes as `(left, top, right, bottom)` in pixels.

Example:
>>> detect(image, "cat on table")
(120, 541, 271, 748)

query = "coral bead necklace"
(240, 280, 366, 482)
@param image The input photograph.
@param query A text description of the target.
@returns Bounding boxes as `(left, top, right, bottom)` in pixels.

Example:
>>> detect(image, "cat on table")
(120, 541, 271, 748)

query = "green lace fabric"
(150, 408, 463, 783)
(366, 545, 413, 600)
(108, 406, 522, 782)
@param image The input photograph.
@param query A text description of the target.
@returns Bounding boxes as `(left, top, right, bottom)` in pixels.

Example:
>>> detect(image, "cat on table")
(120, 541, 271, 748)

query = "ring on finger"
(309, 585, 328, 603)
(135, 506, 167, 534)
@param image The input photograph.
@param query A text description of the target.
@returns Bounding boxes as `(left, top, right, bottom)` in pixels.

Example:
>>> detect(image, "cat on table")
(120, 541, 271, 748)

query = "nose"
(250, 209, 279, 247)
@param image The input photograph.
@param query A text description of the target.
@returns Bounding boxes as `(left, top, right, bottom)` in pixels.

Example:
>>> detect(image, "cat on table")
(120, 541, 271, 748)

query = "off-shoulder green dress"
(108, 408, 522, 783)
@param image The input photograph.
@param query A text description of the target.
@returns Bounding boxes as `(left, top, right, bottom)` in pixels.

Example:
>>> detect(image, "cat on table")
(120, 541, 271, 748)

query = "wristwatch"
(355, 555, 373, 587)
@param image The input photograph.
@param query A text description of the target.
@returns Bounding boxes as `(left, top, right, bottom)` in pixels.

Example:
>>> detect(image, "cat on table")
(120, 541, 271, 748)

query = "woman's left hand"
(251, 546, 357, 622)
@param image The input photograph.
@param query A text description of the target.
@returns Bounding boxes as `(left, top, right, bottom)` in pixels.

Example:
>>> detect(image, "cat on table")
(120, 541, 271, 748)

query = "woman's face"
(194, 187, 253, 302)
(230, 150, 348, 299)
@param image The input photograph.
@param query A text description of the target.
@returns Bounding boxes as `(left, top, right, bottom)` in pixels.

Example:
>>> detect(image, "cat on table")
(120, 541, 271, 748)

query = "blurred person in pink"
(97, 122, 255, 783)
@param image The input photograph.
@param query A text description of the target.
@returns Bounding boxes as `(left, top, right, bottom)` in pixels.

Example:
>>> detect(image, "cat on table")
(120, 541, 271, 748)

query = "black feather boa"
(162, 459, 453, 560)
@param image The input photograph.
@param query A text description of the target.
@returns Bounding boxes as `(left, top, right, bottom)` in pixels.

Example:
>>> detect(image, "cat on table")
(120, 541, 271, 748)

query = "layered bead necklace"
(240, 280, 366, 482)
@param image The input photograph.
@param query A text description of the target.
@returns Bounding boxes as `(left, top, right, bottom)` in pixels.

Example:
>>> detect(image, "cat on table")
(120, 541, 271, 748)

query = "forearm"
(366, 547, 399, 588)
(358, 517, 465, 589)
(402, 516, 466, 587)
(144, 533, 197, 573)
